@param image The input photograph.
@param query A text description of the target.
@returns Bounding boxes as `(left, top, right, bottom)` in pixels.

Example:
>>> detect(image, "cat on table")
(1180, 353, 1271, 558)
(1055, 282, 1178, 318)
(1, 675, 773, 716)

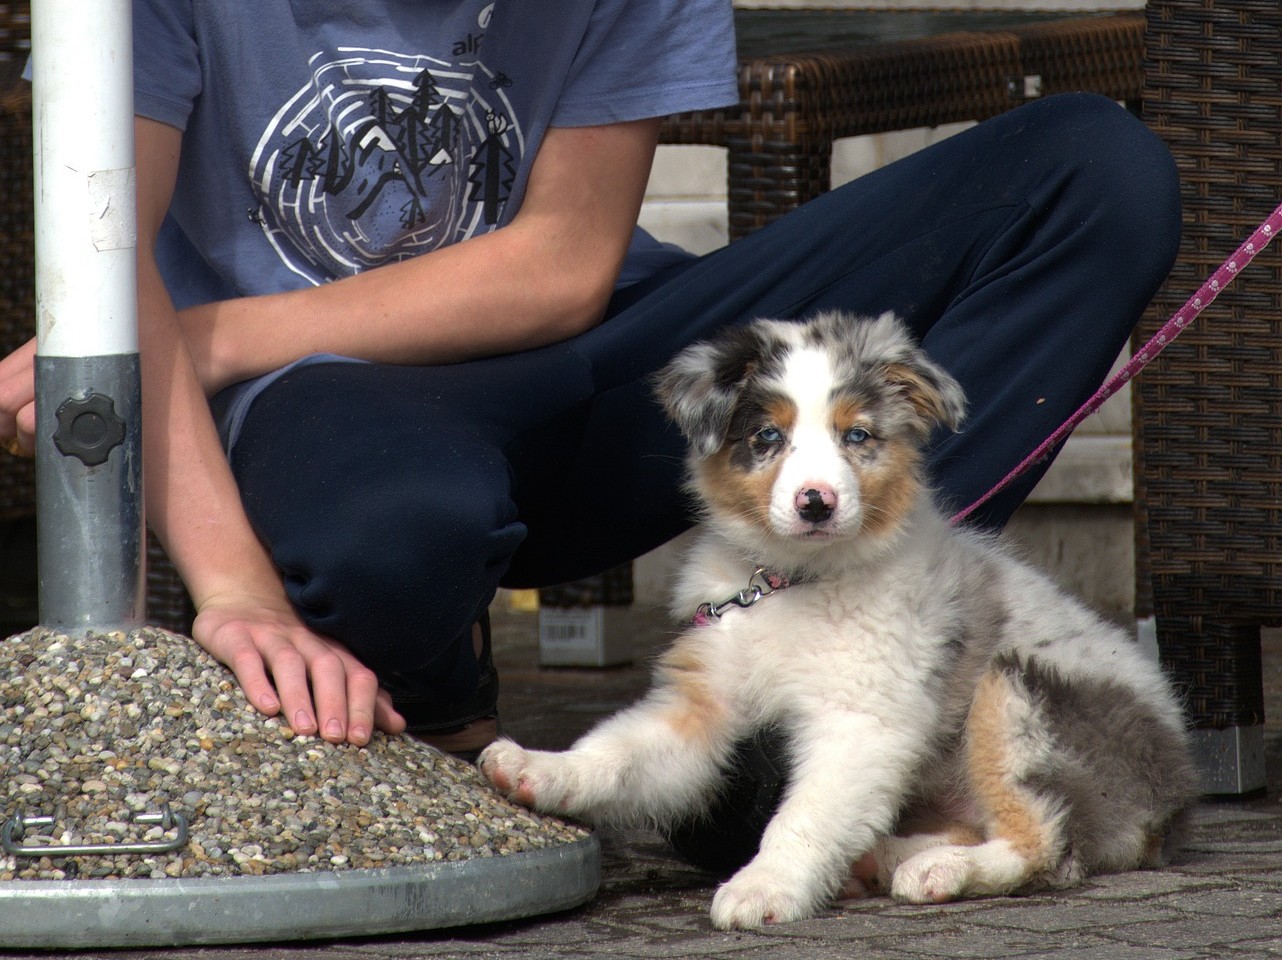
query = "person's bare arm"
(136, 117, 405, 746)
(179, 118, 662, 394)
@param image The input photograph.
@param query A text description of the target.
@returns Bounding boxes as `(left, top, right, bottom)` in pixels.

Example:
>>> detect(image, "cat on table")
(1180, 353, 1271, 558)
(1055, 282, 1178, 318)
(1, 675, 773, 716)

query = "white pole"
(30, 0, 144, 631)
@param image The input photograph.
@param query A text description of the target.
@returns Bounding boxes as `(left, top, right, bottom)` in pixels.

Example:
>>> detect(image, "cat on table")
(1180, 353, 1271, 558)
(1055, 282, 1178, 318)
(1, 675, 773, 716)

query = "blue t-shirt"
(131, 0, 738, 449)
(134, 0, 739, 305)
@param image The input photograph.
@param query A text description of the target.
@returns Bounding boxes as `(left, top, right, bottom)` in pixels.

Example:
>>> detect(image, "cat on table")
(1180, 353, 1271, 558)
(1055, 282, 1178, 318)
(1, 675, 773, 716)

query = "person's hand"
(0, 337, 36, 457)
(192, 594, 406, 746)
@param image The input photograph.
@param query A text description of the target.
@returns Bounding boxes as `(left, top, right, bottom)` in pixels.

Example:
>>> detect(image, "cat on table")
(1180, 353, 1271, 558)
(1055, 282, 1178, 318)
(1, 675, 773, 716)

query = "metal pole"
(31, 0, 144, 632)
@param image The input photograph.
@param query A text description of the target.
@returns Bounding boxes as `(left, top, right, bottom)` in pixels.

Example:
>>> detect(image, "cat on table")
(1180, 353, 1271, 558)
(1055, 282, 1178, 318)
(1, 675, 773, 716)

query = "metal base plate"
(1192, 725, 1267, 797)
(0, 835, 599, 948)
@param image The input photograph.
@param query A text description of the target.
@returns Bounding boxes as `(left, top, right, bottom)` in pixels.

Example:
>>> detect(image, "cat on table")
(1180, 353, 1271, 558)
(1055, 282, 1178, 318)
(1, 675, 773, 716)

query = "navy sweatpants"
(225, 94, 1181, 721)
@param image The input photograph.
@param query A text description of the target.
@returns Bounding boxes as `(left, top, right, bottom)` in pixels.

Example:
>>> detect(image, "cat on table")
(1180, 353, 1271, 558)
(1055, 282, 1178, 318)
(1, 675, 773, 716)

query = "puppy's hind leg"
(479, 639, 742, 828)
(891, 666, 1067, 904)
(857, 816, 986, 898)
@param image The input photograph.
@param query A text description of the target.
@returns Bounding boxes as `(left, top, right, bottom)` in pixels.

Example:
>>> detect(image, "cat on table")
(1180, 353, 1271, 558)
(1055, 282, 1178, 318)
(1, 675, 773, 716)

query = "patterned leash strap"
(950, 198, 1282, 526)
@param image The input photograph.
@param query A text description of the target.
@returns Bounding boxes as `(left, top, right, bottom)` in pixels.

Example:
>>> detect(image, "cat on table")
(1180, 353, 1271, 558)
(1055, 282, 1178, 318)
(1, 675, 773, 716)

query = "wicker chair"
(3, 8, 1168, 676)
(1135, 0, 1282, 796)
(660, 10, 1143, 241)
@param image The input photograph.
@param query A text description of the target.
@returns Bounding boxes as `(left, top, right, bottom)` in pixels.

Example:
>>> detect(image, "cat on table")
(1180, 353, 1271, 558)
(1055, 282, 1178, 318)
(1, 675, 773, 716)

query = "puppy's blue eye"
(755, 426, 784, 445)
(844, 427, 871, 445)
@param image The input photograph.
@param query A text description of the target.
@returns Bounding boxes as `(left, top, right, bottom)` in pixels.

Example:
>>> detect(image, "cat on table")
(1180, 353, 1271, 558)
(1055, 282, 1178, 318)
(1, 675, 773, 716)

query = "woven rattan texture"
(660, 14, 1142, 241)
(538, 564, 634, 609)
(0, 2, 31, 519)
(0, 2, 28, 61)
(0, 93, 33, 522)
(1136, 0, 1282, 727)
(1155, 618, 1267, 728)
(1012, 15, 1144, 101)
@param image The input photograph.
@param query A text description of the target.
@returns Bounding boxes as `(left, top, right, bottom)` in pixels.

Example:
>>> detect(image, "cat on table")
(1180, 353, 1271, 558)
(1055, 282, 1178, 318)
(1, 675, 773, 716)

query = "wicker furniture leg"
(1137, 0, 1282, 795)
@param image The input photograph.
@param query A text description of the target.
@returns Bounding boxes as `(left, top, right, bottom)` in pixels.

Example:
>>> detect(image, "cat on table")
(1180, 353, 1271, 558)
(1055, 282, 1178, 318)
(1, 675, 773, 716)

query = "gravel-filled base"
(1, 627, 588, 882)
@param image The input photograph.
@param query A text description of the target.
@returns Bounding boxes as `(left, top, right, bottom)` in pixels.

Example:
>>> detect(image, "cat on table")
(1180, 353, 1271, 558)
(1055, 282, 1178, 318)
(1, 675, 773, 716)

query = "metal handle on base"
(1, 804, 188, 857)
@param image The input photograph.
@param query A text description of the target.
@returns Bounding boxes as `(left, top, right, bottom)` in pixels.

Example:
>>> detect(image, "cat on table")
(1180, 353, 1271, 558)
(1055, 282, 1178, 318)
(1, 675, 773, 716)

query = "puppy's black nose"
(797, 487, 835, 523)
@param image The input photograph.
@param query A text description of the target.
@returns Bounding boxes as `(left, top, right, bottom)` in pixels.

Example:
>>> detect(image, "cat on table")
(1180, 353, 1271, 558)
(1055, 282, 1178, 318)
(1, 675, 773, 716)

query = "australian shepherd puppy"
(479, 311, 1195, 930)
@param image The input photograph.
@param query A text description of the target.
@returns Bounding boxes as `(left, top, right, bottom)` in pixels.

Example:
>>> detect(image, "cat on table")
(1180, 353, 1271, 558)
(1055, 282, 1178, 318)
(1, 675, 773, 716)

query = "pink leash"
(950, 199, 1282, 526)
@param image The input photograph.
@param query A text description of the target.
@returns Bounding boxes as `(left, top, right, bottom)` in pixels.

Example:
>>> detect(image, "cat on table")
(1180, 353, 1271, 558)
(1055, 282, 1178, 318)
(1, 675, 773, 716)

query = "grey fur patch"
(999, 656, 1198, 871)
(933, 553, 1012, 734)
(724, 386, 794, 471)
(805, 311, 967, 435)
(655, 324, 790, 458)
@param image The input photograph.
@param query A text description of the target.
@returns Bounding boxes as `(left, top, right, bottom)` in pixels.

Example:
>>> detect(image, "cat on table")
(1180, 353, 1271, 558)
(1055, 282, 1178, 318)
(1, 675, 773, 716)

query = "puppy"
(480, 311, 1195, 930)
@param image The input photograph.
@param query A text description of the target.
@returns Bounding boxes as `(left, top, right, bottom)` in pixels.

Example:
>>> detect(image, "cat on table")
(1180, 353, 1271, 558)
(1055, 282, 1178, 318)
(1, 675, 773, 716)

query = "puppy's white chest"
(710, 580, 934, 702)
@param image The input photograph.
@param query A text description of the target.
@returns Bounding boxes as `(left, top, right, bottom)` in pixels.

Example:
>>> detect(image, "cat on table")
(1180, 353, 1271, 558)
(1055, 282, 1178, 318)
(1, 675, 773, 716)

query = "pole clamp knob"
(52, 392, 127, 467)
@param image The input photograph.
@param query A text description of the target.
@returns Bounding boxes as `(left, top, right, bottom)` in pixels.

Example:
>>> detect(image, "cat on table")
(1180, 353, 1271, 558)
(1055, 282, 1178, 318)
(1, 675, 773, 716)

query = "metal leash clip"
(1, 803, 189, 858)
(692, 567, 789, 625)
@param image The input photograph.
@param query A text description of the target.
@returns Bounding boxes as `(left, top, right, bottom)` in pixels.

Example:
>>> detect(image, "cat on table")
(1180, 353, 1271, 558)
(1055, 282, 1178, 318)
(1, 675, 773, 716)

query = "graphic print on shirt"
(248, 47, 522, 284)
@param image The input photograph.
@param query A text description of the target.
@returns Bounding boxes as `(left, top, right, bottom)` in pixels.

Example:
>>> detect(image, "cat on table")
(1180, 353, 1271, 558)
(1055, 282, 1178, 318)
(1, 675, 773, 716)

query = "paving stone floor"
(2, 604, 1281, 959)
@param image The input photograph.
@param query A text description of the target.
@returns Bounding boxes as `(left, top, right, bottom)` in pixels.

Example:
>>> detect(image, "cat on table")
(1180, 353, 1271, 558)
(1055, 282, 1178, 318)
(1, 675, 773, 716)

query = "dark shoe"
(663, 725, 789, 876)
(408, 715, 499, 763)
(390, 612, 500, 761)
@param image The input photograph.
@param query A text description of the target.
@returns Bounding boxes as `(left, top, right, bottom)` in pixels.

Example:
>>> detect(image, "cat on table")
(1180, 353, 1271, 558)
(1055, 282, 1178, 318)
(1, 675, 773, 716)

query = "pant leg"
(507, 92, 1180, 584)
(225, 340, 596, 714)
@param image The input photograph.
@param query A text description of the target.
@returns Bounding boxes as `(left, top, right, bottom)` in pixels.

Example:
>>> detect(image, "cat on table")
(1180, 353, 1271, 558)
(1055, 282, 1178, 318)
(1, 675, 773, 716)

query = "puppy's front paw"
(477, 739, 534, 803)
(710, 864, 814, 929)
(477, 738, 576, 814)
(891, 846, 974, 904)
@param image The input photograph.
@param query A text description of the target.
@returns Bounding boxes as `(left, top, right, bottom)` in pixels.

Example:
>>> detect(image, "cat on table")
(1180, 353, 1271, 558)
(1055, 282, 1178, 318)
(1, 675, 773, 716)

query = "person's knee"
(1032, 93, 1181, 268)
(276, 467, 523, 674)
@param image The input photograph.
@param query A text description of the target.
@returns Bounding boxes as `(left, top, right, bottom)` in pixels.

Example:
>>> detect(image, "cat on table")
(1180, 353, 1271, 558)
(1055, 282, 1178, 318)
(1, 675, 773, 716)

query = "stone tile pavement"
(2, 606, 1280, 959)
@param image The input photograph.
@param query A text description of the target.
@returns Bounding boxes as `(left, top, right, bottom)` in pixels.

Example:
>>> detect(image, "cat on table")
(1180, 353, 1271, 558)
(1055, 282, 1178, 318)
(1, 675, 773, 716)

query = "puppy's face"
(657, 312, 966, 550)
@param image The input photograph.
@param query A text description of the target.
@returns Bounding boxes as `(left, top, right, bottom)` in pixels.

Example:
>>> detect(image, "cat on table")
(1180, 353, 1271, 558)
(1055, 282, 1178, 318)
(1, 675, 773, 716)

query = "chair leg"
(1190, 725, 1267, 798)
(1157, 617, 1266, 796)
(145, 532, 195, 635)
(536, 563, 635, 667)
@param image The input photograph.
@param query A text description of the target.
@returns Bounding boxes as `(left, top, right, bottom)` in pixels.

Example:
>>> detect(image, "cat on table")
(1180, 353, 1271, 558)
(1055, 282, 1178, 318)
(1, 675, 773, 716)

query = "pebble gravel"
(0, 627, 587, 882)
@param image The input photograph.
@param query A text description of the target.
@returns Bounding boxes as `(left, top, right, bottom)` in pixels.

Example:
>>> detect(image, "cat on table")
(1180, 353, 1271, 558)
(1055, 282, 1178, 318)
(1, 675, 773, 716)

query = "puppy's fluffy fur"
(480, 312, 1195, 929)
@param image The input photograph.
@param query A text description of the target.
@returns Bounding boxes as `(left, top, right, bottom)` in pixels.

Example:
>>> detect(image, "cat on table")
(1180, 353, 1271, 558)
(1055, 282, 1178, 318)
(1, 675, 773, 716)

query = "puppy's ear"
(655, 327, 764, 458)
(866, 311, 964, 433)
(884, 352, 967, 435)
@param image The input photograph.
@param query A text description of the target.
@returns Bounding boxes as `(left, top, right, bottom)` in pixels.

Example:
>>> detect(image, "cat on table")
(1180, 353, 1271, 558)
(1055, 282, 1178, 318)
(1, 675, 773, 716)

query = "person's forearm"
(182, 216, 615, 393)
(131, 114, 280, 606)
(132, 115, 398, 745)
(138, 255, 285, 608)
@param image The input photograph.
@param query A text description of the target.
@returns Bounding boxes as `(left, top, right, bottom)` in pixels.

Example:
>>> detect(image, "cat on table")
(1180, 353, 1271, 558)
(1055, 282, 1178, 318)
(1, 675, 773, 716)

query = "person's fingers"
(342, 662, 383, 746)
(300, 644, 350, 744)
(198, 611, 317, 735)
(211, 621, 282, 717)
(192, 602, 405, 745)
(373, 687, 408, 737)
(257, 635, 321, 737)
(13, 401, 34, 452)
(0, 339, 36, 456)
